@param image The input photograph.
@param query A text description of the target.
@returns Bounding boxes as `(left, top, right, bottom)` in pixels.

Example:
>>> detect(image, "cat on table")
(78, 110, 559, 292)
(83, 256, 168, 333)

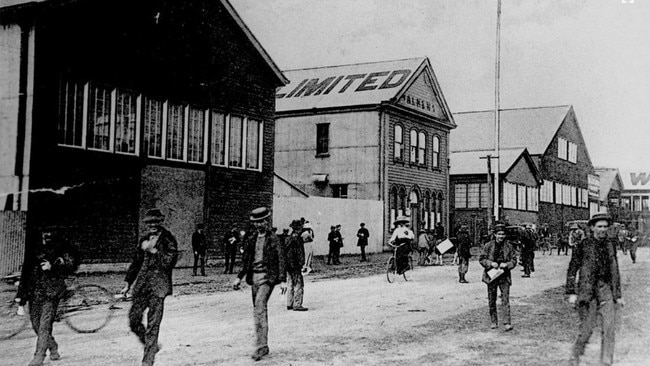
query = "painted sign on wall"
(276, 69, 412, 99)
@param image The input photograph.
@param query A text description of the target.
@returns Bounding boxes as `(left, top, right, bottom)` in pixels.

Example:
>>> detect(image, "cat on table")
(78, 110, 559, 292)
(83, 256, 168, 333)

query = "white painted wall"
(273, 196, 385, 255)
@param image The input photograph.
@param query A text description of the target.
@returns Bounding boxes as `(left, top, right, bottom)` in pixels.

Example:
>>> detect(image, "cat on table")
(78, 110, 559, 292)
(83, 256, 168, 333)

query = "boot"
(459, 274, 468, 283)
(28, 355, 45, 366)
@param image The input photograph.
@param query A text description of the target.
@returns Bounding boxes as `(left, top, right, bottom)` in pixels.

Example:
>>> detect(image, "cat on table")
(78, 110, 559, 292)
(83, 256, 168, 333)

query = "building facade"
(274, 58, 455, 243)
(451, 106, 594, 237)
(620, 170, 650, 233)
(0, 0, 287, 269)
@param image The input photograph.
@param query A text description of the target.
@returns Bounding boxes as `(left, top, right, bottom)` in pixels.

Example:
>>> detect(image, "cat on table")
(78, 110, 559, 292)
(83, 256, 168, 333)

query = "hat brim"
(250, 213, 271, 222)
(588, 217, 611, 226)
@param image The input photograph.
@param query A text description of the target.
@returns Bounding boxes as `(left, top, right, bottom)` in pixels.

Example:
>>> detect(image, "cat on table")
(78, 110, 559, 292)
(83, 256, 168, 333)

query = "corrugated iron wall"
(0, 211, 26, 277)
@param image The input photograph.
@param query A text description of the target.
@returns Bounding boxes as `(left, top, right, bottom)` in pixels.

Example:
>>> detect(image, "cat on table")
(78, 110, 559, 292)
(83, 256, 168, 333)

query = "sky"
(230, 0, 650, 172)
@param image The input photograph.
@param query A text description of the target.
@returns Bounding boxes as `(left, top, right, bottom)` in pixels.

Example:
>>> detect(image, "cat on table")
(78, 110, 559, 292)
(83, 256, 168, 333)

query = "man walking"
(520, 226, 535, 278)
(192, 223, 207, 276)
(122, 208, 179, 366)
(284, 219, 308, 311)
(327, 226, 342, 265)
(456, 225, 472, 283)
(17, 225, 78, 366)
(356, 223, 370, 262)
(566, 212, 624, 366)
(479, 223, 517, 331)
(233, 207, 286, 361)
(626, 225, 639, 264)
(224, 228, 240, 274)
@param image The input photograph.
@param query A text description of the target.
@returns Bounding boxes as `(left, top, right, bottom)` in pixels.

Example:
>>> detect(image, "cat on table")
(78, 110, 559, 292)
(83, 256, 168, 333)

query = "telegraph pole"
(480, 155, 497, 230)
(493, 0, 502, 222)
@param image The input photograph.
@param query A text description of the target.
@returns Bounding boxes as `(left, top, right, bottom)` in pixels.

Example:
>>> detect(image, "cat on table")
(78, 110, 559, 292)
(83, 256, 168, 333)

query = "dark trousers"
(286, 270, 304, 308)
(30, 296, 60, 358)
(458, 257, 469, 275)
(251, 282, 274, 352)
(224, 248, 237, 273)
(630, 246, 637, 263)
(522, 250, 533, 275)
(129, 292, 165, 365)
(359, 245, 367, 261)
(327, 245, 340, 264)
(193, 252, 206, 275)
(573, 283, 616, 365)
(487, 279, 511, 325)
(558, 242, 568, 255)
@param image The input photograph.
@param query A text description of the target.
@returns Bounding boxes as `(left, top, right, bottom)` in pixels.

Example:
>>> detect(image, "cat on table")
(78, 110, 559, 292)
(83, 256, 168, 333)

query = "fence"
(0, 211, 26, 277)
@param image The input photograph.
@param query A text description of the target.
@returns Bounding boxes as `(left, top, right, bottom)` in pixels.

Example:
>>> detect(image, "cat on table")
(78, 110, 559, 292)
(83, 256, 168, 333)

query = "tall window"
(211, 111, 226, 166)
(480, 183, 489, 208)
(540, 180, 554, 203)
(87, 84, 112, 150)
(432, 136, 440, 168)
(115, 89, 138, 154)
(418, 132, 426, 165)
(454, 184, 467, 208)
(558, 137, 567, 160)
(517, 185, 527, 210)
(466, 183, 480, 208)
(166, 103, 185, 160)
(410, 129, 417, 163)
(568, 142, 577, 163)
(246, 119, 261, 170)
(229, 115, 244, 167)
(58, 81, 84, 147)
(316, 123, 329, 155)
(143, 98, 163, 158)
(503, 182, 517, 209)
(555, 182, 562, 204)
(394, 125, 403, 160)
(187, 107, 205, 163)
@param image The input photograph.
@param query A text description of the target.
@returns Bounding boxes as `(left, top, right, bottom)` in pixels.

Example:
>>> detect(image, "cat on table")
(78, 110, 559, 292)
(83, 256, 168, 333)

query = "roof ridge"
(454, 104, 572, 115)
(282, 57, 425, 72)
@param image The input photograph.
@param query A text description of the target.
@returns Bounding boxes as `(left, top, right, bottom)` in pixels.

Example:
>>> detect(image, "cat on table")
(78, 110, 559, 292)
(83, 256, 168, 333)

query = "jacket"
(125, 228, 179, 298)
(456, 232, 472, 259)
(238, 230, 286, 286)
(283, 233, 305, 272)
(565, 236, 621, 303)
(18, 238, 78, 301)
(356, 228, 369, 246)
(192, 230, 207, 253)
(479, 239, 517, 285)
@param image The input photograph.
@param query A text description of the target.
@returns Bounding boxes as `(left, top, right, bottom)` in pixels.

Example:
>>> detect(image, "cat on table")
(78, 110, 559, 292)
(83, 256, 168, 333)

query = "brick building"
(449, 148, 542, 241)
(0, 0, 287, 269)
(274, 58, 455, 241)
(451, 106, 595, 237)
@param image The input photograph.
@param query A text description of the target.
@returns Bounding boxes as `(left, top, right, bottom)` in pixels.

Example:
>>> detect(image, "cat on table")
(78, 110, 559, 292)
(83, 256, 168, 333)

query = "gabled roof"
(450, 147, 539, 179)
(451, 105, 572, 154)
(275, 57, 455, 127)
(594, 167, 623, 201)
(0, 0, 288, 86)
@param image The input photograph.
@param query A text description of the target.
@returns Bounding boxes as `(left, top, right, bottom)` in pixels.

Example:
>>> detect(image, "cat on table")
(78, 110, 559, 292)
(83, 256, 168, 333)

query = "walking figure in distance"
(479, 223, 517, 331)
(566, 212, 624, 366)
(121, 209, 179, 366)
(455, 225, 472, 283)
(233, 207, 287, 361)
(192, 223, 206, 276)
(17, 225, 78, 366)
(356, 223, 370, 262)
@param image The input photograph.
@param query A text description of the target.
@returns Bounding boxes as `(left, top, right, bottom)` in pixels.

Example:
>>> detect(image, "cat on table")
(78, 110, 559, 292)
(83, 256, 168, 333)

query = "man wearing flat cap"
(284, 219, 308, 311)
(233, 207, 287, 361)
(566, 212, 624, 366)
(479, 222, 517, 331)
(122, 208, 179, 366)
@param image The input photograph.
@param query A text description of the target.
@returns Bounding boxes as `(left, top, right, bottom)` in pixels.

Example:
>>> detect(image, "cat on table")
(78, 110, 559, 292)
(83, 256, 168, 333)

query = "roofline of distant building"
(281, 56, 425, 73)
(453, 104, 572, 115)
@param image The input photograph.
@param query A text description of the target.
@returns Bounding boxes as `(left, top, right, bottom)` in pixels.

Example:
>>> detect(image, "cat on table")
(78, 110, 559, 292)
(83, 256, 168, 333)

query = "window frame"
(114, 88, 140, 156)
(246, 118, 263, 171)
(432, 135, 440, 168)
(394, 124, 404, 160)
(316, 123, 330, 156)
(417, 131, 426, 165)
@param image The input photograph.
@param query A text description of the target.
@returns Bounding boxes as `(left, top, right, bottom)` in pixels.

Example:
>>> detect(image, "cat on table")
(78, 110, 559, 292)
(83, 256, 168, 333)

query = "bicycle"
(1, 279, 116, 341)
(386, 242, 414, 283)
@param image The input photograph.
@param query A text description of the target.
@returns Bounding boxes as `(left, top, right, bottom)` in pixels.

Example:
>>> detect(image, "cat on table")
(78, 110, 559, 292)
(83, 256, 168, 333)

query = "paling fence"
(0, 211, 26, 277)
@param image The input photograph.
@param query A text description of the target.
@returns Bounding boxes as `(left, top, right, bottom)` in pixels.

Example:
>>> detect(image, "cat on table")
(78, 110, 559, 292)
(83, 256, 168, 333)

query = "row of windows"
(620, 195, 650, 212)
(558, 137, 577, 164)
(454, 183, 490, 209)
(394, 125, 441, 168)
(58, 81, 264, 170)
(539, 180, 589, 208)
(389, 186, 444, 230)
(503, 182, 539, 212)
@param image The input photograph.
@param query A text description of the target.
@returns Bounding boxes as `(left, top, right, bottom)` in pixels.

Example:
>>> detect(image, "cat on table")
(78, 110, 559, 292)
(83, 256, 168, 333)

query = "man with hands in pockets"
(233, 207, 286, 362)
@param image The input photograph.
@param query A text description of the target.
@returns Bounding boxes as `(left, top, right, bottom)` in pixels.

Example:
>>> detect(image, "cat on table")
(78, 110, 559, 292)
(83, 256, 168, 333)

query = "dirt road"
(3, 249, 648, 366)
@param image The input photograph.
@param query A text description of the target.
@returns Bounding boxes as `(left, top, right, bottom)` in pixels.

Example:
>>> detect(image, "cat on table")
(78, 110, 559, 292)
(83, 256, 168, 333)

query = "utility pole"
(493, 0, 502, 222)
(480, 155, 497, 230)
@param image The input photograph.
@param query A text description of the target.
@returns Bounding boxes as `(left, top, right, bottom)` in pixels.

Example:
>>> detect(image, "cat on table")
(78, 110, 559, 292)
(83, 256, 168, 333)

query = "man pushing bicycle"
(16, 225, 78, 366)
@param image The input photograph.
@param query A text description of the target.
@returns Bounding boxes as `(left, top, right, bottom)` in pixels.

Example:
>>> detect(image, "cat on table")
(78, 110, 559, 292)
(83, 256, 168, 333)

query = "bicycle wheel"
(386, 257, 397, 283)
(404, 255, 413, 281)
(62, 284, 115, 333)
(0, 292, 29, 340)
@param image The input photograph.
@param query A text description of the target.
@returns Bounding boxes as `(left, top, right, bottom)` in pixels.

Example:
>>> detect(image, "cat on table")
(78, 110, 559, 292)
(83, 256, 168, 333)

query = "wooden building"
(0, 0, 287, 270)
(451, 106, 595, 237)
(274, 58, 455, 241)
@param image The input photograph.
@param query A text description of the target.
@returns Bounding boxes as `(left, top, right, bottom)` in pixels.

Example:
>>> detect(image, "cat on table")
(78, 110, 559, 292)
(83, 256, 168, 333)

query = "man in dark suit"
(17, 225, 78, 366)
(121, 208, 179, 366)
(356, 223, 370, 262)
(479, 223, 517, 331)
(233, 207, 286, 361)
(566, 212, 624, 366)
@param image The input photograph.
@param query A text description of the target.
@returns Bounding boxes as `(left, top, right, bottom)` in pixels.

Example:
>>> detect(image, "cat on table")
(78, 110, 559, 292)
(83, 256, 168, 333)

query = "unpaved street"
(3, 250, 649, 366)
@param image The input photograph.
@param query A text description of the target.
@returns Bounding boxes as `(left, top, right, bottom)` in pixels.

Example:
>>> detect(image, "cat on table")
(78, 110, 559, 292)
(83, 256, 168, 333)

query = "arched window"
(410, 129, 417, 163)
(418, 132, 426, 165)
(436, 192, 444, 225)
(394, 125, 403, 160)
(390, 186, 398, 229)
(432, 135, 440, 168)
(424, 190, 432, 230)
(398, 187, 407, 217)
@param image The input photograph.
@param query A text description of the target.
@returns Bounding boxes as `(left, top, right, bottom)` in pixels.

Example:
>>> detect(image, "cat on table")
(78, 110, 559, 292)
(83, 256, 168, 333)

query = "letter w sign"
(630, 172, 650, 186)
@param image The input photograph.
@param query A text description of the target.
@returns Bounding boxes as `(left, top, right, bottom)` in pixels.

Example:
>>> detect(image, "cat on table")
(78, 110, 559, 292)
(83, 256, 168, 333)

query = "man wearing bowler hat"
(233, 207, 286, 361)
(121, 208, 179, 366)
(479, 223, 517, 331)
(17, 225, 78, 366)
(566, 212, 624, 366)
